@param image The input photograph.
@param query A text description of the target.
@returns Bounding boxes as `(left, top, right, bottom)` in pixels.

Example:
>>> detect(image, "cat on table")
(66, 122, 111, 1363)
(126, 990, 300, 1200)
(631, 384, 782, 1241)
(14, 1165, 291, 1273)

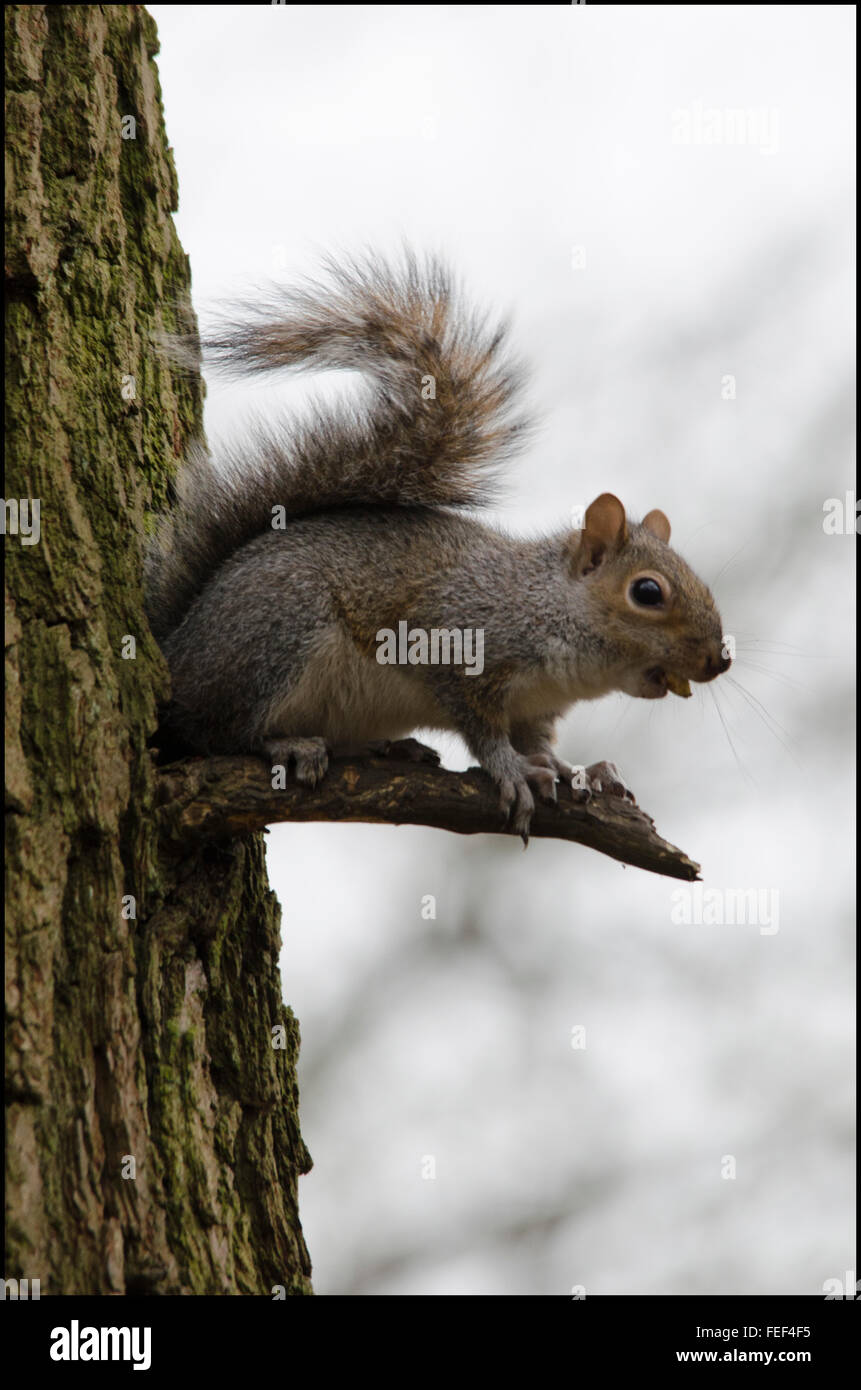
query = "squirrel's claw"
(497, 755, 561, 844)
(498, 775, 536, 844)
(584, 760, 637, 804)
(524, 760, 559, 804)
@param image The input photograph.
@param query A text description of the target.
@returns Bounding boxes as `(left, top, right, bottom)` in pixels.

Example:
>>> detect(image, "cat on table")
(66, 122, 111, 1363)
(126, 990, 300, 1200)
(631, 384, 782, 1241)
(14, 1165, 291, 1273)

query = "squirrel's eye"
(630, 577, 664, 607)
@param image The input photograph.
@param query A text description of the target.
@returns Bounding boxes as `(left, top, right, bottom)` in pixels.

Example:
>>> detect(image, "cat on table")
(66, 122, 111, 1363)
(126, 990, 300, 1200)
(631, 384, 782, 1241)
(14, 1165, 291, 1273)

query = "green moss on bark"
(5, 4, 312, 1295)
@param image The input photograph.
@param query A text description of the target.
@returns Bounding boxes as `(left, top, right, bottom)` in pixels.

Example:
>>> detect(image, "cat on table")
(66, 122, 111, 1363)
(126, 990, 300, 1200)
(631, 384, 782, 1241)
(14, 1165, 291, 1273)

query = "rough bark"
(5, 4, 312, 1295)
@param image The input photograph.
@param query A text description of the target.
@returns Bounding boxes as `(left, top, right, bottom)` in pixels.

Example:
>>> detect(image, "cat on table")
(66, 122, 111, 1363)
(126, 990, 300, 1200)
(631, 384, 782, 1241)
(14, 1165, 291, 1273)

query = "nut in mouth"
(665, 671, 693, 698)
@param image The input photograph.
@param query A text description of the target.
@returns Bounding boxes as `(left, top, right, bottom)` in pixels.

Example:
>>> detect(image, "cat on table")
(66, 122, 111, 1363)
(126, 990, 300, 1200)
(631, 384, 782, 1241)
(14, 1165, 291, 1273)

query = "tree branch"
(156, 754, 701, 880)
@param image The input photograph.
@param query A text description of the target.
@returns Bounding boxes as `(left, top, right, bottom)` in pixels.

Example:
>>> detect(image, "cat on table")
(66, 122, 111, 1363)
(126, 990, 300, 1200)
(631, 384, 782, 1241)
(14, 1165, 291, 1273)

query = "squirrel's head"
(567, 493, 730, 700)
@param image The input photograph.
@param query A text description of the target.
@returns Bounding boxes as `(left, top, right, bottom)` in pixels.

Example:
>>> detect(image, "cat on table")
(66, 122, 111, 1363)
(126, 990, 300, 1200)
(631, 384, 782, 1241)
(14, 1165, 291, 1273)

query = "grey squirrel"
(146, 251, 730, 839)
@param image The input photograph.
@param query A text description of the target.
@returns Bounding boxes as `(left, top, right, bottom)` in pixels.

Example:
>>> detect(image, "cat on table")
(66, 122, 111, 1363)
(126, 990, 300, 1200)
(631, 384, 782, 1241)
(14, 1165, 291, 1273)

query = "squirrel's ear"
(642, 509, 671, 544)
(569, 493, 628, 576)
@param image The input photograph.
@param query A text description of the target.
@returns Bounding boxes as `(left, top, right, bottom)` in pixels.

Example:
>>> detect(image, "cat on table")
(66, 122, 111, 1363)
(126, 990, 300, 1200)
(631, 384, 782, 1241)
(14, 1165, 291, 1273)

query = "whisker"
(724, 676, 802, 768)
(731, 658, 806, 692)
(710, 541, 751, 589)
(731, 638, 821, 658)
(708, 684, 756, 786)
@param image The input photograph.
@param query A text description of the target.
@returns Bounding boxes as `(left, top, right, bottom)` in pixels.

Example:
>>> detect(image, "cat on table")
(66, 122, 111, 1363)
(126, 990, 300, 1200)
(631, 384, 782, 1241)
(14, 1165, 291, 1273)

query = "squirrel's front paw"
(263, 736, 329, 787)
(497, 775, 535, 845)
(520, 753, 561, 803)
(536, 753, 577, 788)
(583, 760, 637, 804)
(498, 755, 560, 844)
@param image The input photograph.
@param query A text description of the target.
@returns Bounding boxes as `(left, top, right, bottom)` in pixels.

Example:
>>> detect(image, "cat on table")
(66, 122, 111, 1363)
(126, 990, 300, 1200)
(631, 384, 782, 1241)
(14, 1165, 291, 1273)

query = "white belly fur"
(263, 629, 587, 745)
(263, 626, 455, 744)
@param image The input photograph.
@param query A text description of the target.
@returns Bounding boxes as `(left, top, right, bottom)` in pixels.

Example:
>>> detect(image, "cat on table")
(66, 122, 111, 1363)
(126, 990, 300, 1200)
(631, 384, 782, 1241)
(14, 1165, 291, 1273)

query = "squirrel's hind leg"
(262, 736, 329, 787)
(329, 737, 441, 765)
(367, 737, 440, 765)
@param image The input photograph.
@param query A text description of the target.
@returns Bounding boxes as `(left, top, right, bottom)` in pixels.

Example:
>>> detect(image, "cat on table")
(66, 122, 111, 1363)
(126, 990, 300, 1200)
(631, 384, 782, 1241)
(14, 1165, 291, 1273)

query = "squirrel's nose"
(702, 649, 731, 680)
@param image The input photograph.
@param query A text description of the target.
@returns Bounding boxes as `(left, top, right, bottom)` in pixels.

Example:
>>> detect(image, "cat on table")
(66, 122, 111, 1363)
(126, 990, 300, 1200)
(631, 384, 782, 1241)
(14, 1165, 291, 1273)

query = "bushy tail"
(145, 250, 532, 642)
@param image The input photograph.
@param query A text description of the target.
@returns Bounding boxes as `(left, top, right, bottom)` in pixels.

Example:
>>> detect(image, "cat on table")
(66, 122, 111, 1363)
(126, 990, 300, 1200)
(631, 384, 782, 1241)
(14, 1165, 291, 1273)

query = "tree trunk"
(5, 3, 312, 1295)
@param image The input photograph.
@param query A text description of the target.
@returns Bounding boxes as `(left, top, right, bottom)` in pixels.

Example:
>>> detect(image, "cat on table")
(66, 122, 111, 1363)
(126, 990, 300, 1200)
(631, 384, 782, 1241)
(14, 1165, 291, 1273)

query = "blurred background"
(148, 4, 855, 1294)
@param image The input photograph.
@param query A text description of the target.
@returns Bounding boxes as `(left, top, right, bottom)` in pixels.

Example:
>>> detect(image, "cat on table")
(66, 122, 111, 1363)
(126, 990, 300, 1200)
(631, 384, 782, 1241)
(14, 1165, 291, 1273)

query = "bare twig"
(156, 753, 701, 880)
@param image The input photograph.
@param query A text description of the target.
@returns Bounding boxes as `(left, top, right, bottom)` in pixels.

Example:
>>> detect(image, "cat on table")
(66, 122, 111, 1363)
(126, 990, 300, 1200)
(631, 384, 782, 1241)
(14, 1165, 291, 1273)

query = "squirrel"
(146, 250, 730, 840)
